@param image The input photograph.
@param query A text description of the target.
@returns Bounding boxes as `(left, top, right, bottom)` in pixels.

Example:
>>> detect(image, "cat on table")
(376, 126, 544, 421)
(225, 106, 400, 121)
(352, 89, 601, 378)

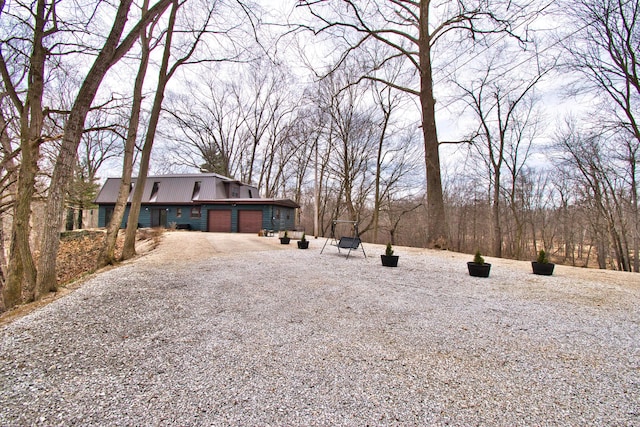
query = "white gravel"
(1, 231, 639, 426)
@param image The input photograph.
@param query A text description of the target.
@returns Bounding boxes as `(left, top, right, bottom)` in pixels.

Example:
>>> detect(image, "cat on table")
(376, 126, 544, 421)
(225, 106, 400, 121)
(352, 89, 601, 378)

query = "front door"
(151, 208, 167, 228)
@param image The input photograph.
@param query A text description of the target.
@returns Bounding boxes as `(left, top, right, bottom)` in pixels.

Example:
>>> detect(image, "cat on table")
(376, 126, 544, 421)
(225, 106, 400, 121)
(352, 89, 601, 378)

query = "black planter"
(467, 262, 491, 277)
(532, 262, 555, 276)
(280, 237, 290, 245)
(381, 255, 399, 267)
(297, 240, 309, 249)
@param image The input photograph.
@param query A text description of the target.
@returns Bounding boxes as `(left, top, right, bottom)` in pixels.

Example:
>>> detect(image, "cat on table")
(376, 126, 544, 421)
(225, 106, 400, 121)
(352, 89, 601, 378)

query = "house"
(94, 173, 299, 233)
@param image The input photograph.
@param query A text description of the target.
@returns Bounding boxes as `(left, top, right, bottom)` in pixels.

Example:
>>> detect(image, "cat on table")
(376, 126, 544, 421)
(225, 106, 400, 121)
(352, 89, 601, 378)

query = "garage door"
(207, 210, 231, 232)
(238, 210, 263, 233)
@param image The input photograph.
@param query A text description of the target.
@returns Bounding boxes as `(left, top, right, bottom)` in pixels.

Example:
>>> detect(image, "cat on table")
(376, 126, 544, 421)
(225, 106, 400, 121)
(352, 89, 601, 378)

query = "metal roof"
(94, 174, 299, 208)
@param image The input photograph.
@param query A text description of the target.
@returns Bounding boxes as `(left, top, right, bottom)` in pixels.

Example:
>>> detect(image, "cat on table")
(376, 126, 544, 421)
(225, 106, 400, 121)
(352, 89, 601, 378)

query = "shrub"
(473, 250, 485, 265)
(536, 249, 549, 264)
(385, 242, 394, 257)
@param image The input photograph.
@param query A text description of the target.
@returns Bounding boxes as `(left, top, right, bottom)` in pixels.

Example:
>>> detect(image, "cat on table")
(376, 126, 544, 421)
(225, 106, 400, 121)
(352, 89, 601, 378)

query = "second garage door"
(207, 210, 231, 232)
(238, 210, 263, 233)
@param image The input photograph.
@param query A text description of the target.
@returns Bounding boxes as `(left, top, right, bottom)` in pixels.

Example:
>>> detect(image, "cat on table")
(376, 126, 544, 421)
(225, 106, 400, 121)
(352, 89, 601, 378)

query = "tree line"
(0, 0, 637, 311)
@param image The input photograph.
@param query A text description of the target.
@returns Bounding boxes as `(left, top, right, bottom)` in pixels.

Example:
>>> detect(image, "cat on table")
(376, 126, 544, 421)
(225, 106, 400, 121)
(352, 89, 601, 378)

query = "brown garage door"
(238, 210, 263, 233)
(207, 210, 231, 232)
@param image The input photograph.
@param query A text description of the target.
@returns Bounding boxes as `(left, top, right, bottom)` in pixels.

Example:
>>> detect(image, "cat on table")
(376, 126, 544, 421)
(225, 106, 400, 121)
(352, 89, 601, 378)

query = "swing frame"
(320, 220, 367, 259)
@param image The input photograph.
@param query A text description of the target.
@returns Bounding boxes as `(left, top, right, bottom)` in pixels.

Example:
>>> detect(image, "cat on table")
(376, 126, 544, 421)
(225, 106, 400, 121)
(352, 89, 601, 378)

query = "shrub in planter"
(280, 231, 291, 245)
(532, 249, 555, 276)
(381, 243, 399, 267)
(297, 233, 309, 249)
(467, 250, 491, 277)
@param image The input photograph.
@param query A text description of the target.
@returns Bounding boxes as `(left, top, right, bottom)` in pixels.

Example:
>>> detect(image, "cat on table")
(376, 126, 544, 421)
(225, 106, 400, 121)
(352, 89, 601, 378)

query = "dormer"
(223, 180, 242, 198)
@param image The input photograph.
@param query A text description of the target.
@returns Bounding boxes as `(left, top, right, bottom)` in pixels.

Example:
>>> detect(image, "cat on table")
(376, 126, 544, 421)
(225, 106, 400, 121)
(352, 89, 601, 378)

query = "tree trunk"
(373, 91, 391, 244)
(122, 0, 178, 260)
(12, 147, 38, 300)
(37, 114, 86, 297)
(4, 0, 50, 307)
(2, 234, 23, 310)
(0, 217, 6, 312)
(629, 153, 638, 272)
(419, 2, 448, 248)
(36, 0, 173, 298)
(492, 173, 502, 258)
(0, 111, 19, 312)
(97, 0, 152, 268)
(373, 132, 382, 243)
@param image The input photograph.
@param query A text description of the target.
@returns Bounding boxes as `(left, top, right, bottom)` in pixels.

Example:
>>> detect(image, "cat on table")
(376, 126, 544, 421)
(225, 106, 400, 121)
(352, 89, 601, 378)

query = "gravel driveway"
(1, 232, 639, 426)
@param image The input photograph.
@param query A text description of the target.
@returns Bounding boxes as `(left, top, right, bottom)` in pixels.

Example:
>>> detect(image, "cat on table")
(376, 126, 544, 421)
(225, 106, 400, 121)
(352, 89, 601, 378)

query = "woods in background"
(0, 0, 638, 311)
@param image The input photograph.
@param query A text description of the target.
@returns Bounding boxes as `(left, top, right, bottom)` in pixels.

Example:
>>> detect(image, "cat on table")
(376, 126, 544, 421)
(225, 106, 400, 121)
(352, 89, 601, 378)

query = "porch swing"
(320, 220, 367, 259)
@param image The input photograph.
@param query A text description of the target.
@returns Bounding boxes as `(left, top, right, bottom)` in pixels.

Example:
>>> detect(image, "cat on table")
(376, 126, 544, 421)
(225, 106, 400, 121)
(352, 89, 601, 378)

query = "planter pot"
(532, 261, 555, 276)
(297, 240, 309, 249)
(280, 237, 291, 245)
(381, 255, 399, 267)
(467, 262, 491, 277)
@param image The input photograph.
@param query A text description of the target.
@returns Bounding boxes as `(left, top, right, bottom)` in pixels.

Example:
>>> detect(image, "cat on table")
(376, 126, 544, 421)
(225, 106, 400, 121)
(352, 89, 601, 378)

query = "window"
(231, 184, 240, 198)
(191, 181, 201, 200)
(176, 208, 182, 218)
(150, 182, 160, 202)
(191, 206, 201, 218)
(248, 189, 253, 198)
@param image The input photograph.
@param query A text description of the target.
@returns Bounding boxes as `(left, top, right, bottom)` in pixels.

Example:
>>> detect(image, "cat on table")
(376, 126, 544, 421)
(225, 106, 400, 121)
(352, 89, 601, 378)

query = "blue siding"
(170, 206, 205, 230)
(99, 205, 205, 230)
(262, 205, 295, 231)
(98, 206, 107, 227)
(137, 207, 150, 227)
(99, 204, 296, 232)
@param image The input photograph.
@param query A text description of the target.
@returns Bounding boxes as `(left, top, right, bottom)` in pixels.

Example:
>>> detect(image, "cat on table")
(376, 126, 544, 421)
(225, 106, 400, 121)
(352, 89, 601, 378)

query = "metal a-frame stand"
(320, 220, 367, 259)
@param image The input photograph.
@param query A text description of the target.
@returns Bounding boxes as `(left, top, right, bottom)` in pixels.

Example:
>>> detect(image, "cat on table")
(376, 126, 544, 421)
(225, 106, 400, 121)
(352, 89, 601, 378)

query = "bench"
(338, 237, 361, 249)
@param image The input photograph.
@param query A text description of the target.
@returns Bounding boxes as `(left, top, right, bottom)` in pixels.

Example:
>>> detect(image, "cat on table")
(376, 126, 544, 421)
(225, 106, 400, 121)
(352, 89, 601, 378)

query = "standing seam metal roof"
(93, 174, 299, 206)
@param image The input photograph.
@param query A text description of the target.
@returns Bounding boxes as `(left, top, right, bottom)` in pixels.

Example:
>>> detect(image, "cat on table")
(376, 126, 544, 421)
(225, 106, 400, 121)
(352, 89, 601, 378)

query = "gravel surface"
(1, 232, 639, 426)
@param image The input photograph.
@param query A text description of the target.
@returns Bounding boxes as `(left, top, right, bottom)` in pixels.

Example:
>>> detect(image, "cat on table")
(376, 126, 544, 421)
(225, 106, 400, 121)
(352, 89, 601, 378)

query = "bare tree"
(562, 0, 640, 271)
(34, 0, 174, 299)
(368, 72, 405, 242)
(66, 109, 124, 230)
(96, 0, 159, 268)
(0, 0, 55, 306)
(322, 68, 378, 222)
(235, 58, 295, 186)
(298, 0, 534, 248)
(164, 77, 245, 177)
(163, 53, 301, 200)
(555, 120, 632, 271)
(121, 0, 255, 258)
(1, 0, 173, 307)
(454, 48, 547, 257)
(122, 0, 197, 260)
(0, 97, 20, 311)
